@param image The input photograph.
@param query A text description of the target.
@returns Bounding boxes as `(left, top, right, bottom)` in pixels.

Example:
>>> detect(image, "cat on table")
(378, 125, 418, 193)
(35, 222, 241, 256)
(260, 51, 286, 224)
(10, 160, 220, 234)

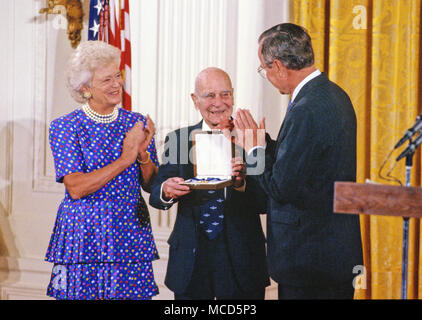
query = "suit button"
(193, 248, 196, 254)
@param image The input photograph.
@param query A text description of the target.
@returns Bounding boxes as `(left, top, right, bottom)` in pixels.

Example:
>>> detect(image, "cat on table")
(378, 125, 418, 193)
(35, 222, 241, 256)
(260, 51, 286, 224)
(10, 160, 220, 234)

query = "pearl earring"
(83, 92, 92, 99)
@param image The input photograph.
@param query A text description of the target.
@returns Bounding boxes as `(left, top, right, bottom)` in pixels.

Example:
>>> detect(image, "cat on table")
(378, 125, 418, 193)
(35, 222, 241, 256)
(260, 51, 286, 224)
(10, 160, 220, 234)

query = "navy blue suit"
(149, 121, 269, 298)
(247, 73, 363, 296)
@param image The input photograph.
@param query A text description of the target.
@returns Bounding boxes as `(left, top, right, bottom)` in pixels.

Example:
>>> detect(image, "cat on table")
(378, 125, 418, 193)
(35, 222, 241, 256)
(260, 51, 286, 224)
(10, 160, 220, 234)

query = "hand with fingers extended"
(162, 177, 192, 201)
(232, 157, 246, 188)
(138, 115, 156, 155)
(217, 118, 236, 145)
(234, 109, 266, 153)
(217, 118, 234, 131)
(121, 121, 146, 166)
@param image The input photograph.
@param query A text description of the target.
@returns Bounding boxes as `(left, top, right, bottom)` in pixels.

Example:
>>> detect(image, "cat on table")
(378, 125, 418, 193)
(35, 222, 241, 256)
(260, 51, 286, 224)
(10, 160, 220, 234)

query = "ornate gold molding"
(39, 0, 83, 49)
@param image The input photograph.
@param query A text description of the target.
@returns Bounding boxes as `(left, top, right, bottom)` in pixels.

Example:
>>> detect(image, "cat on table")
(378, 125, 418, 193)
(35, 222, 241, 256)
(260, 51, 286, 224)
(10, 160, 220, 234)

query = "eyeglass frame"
(198, 90, 233, 101)
(257, 62, 273, 79)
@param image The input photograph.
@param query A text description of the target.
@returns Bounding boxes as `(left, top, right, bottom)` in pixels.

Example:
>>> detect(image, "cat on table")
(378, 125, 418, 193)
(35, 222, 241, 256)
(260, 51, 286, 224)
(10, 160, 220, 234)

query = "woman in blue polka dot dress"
(45, 41, 160, 300)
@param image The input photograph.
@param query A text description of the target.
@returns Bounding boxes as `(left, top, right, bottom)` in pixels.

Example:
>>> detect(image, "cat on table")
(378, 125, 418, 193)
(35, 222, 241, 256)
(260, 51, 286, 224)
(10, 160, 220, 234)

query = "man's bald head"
(194, 67, 233, 95)
(191, 67, 234, 129)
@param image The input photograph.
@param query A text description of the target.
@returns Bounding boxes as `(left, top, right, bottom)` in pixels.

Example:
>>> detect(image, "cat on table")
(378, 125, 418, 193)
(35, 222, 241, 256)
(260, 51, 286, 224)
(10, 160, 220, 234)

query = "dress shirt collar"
(290, 69, 321, 104)
(202, 120, 212, 131)
(201, 117, 233, 131)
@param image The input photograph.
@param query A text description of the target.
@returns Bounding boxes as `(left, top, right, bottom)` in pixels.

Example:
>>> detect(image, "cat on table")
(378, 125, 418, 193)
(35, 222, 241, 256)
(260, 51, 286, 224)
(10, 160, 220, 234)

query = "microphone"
(396, 133, 422, 162)
(394, 114, 422, 149)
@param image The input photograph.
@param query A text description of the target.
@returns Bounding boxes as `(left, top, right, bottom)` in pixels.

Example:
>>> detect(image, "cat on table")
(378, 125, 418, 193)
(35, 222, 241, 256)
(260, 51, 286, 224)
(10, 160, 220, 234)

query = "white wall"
(0, 0, 84, 299)
(0, 0, 289, 300)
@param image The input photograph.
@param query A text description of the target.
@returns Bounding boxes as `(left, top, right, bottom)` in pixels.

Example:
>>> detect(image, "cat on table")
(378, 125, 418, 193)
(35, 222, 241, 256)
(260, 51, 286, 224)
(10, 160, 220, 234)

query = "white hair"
(65, 41, 121, 103)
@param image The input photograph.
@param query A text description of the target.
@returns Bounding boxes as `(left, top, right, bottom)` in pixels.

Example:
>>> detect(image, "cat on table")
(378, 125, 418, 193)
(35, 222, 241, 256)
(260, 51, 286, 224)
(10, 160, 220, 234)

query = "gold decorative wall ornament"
(39, 0, 84, 49)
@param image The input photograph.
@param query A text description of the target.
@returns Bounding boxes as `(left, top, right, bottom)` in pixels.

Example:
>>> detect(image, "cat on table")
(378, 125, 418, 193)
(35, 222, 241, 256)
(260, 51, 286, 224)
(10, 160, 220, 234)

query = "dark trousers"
(174, 230, 265, 300)
(277, 282, 355, 300)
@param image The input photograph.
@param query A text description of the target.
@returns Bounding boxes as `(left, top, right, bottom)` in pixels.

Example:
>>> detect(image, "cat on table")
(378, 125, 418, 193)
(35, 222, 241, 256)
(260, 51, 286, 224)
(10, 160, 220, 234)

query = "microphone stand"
(401, 154, 412, 299)
(396, 134, 416, 299)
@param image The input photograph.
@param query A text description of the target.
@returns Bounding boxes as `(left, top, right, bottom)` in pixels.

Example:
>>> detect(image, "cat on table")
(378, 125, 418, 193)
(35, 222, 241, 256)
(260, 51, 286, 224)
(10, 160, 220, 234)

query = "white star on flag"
(89, 20, 99, 38)
(94, 0, 102, 15)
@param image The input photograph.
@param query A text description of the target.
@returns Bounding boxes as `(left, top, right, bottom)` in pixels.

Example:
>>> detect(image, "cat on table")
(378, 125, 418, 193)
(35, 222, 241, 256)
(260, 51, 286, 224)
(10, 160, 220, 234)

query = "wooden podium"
(333, 181, 422, 299)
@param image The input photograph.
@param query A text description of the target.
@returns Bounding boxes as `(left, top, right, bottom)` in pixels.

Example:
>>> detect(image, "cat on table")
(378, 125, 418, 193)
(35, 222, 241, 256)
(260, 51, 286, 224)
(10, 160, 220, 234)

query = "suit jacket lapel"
(188, 120, 203, 158)
(181, 120, 202, 178)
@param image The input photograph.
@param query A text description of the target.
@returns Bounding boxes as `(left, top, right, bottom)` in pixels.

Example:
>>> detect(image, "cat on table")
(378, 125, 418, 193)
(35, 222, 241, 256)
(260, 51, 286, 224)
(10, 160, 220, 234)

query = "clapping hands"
(121, 115, 156, 165)
(138, 115, 156, 155)
(218, 109, 266, 153)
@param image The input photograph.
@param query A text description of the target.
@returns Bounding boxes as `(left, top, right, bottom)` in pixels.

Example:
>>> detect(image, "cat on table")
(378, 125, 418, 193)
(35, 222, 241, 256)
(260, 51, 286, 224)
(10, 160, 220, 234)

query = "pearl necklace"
(82, 103, 119, 124)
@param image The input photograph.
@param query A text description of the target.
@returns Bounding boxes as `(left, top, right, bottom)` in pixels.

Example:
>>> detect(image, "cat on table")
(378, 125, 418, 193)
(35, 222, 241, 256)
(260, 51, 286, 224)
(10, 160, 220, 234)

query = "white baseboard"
(0, 284, 52, 300)
(0, 256, 52, 300)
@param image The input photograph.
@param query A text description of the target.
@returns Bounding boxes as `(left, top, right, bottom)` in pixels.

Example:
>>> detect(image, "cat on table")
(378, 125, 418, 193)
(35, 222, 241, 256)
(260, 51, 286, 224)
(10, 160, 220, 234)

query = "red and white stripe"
(108, 0, 132, 111)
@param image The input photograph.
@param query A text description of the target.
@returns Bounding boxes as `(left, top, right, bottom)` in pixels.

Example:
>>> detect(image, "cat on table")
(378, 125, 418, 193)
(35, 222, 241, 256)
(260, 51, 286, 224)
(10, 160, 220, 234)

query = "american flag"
(88, 0, 132, 111)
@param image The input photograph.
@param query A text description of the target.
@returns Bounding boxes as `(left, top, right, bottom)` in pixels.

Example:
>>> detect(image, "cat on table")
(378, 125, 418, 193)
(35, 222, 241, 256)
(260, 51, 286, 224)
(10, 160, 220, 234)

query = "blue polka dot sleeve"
(49, 118, 84, 183)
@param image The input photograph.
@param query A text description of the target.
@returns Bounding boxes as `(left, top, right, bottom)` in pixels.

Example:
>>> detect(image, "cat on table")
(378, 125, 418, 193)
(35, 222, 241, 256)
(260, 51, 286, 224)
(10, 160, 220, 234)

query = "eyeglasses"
(257, 63, 273, 79)
(95, 72, 123, 88)
(257, 66, 267, 79)
(200, 91, 233, 100)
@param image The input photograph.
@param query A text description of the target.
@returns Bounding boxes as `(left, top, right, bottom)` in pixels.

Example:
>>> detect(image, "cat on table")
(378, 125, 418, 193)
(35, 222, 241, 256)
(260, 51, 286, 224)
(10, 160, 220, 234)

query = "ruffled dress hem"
(46, 261, 159, 300)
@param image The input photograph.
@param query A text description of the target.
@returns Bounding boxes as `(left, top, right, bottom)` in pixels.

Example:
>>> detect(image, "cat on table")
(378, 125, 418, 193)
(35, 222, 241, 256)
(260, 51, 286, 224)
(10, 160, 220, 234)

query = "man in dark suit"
(233, 23, 363, 299)
(149, 67, 269, 300)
